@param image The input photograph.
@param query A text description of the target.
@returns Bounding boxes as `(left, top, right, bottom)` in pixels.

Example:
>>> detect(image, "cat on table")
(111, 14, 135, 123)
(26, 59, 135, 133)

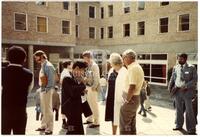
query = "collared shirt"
(124, 61, 144, 95)
(175, 63, 186, 88)
(60, 68, 71, 84)
(39, 60, 56, 91)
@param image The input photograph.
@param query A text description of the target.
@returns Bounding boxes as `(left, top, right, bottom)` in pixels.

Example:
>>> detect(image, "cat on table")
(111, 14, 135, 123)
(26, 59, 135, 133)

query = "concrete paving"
(25, 100, 198, 135)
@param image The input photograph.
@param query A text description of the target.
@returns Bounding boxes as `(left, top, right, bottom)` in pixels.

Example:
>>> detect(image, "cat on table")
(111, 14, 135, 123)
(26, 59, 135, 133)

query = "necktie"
(180, 65, 184, 81)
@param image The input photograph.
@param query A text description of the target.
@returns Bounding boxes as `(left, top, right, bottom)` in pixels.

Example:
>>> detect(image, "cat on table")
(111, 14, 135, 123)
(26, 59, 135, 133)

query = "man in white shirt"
(120, 49, 144, 135)
(82, 51, 100, 128)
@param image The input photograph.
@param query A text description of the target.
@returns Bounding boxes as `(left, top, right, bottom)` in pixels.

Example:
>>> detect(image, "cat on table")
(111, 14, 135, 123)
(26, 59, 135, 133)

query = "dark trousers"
(138, 99, 146, 115)
(53, 108, 59, 121)
(2, 113, 27, 135)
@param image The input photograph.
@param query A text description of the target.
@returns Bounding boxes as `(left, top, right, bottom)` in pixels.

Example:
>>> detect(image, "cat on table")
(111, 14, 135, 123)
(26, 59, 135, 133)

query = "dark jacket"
(61, 76, 86, 134)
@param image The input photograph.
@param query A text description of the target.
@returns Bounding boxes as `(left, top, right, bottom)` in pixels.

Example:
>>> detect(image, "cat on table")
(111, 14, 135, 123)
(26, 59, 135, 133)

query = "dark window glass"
(151, 78, 166, 83)
(108, 5, 113, 17)
(101, 7, 104, 19)
(160, 2, 169, 6)
(75, 3, 78, 15)
(89, 6, 95, 18)
(151, 64, 166, 78)
(15, 13, 26, 31)
(101, 28, 104, 39)
(89, 27, 95, 38)
(179, 14, 189, 31)
(63, 2, 69, 10)
(76, 25, 79, 38)
(124, 24, 130, 37)
(138, 54, 150, 60)
(138, 2, 145, 11)
(137, 21, 145, 35)
(160, 17, 168, 33)
(62, 21, 70, 34)
(141, 64, 150, 76)
(108, 26, 113, 38)
(151, 54, 167, 60)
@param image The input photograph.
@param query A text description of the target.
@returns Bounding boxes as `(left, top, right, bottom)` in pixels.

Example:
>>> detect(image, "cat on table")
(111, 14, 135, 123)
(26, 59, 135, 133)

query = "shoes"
(173, 127, 183, 131)
(188, 132, 196, 135)
(35, 128, 45, 131)
(138, 111, 141, 114)
(147, 107, 152, 111)
(142, 114, 147, 117)
(45, 130, 53, 135)
(88, 124, 100, 128)
(83, 121, 93, 125)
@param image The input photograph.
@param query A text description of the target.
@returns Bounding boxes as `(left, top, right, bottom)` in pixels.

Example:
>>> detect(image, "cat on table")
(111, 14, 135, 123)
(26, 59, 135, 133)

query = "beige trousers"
(86, 87, 99, 125)
(40, 89, 54, 131)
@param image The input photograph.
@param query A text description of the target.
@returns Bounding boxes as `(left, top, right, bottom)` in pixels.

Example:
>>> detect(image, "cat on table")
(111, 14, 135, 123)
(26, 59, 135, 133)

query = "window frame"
(75, 2, 79, 16)
(107, 26, 113, 38)
(123, 2, 131, 14)
(89, 6, 96, 18)
(137, 1, 145, 11)
(108, 5, 113, 17)
(61, 20, 71, 35)
(76, 24, 79, 38)
(63, 2, 70, 10)
(14, 12, 28, 31)
(89, 27, 96, 39)
(177, 13, 190, 32)
(36, 15, 48, 33)
(100, 7, 104, 19)
(137, 21, 145, 35)
(159, 17, 169, 33)
(123, 23, 130, 37)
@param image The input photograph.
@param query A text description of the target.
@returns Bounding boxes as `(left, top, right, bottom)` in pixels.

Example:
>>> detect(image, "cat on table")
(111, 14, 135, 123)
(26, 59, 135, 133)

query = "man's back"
(2, 65, 33, 111)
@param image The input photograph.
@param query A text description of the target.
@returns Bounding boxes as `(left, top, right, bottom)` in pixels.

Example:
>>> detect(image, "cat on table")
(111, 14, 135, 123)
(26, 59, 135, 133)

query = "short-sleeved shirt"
(125, 62, 144, 95)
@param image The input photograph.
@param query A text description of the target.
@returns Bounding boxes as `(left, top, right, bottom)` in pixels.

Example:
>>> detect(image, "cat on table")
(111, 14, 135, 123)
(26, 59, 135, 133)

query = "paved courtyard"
(25, 99, 198, 135)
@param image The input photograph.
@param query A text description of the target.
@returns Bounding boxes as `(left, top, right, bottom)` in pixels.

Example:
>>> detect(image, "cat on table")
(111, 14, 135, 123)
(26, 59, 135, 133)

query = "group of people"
(1, 45, 197, 135)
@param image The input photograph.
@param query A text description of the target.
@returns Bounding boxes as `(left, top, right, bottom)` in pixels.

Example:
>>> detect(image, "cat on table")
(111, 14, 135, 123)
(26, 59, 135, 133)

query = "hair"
(72, 60, 88, 69)
(109, 53, 123, 66)
(62, 60, 72, 68)
(34, 50, 47, 59)
(82, 50, 92, 58)
(122, 49, 137, 60)
(8, 46, 27, 64)
(178, 53, 188, 60)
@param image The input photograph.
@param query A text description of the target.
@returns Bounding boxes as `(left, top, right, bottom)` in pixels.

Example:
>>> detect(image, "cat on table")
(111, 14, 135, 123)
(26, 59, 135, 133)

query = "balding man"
(120, 49, 144, 135)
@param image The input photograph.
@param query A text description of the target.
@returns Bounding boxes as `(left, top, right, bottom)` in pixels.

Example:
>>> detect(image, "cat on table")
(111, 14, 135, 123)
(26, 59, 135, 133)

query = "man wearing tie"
(168, 53, 197, 135)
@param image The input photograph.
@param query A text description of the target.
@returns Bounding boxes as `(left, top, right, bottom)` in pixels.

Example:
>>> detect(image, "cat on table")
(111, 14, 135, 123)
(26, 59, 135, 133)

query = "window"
(63, 2, 69, 10)
(124, 2, 130, 13)
(160, 2, 169, 6)
(75, 3, 79, 15)
(138, 54, 168, 85)
(100, 28, 104, 39)
(123, 24, 130, 37)
(179, 14, 189, 31)
(76, 25, 79, 38)
(62, 20, 70, 34)
(101, 7, 104, 19)
(160, 17, 168, 33)
(89, 6, 95, 18)
(37, 16, 47, 33)
(89, 27, 95, 39)
(14, 13, 27, 31)
(36, 1, 46, 6)
(137, 2, 145, 11)
(108, 5, 113, 17)
(108, 26, 113, 38)
(137, 21, 145, 35)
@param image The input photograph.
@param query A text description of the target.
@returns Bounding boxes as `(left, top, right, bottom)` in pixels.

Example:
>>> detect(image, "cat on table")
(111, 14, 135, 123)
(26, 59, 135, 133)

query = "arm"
(185, 66, 197, 89)
(45, 65, 55, 89)
(126, 85, 136, 102)
(91, 64, 100, 90)
(168, 67, 176, 91)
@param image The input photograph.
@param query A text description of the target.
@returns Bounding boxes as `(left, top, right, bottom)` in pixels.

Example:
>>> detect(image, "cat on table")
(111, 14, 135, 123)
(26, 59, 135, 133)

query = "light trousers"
(40, 89, 54, 131)
(86, 87, 99, 125)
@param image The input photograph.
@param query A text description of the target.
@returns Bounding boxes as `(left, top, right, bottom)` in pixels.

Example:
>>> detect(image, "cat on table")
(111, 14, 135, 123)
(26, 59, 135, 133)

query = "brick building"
(2, 1, 197, 87)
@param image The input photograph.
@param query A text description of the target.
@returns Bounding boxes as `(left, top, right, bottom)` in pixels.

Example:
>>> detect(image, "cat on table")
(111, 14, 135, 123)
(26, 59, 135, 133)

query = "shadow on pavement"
(146, 111, 157, 117)
(142, 117, 152, 123)
(85, 126, 100, 135)
(179, 129, 189, 135)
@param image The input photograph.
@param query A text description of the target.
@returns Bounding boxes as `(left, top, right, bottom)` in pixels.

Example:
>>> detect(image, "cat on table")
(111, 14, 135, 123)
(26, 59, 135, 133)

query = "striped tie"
(180, 65, 184, 81)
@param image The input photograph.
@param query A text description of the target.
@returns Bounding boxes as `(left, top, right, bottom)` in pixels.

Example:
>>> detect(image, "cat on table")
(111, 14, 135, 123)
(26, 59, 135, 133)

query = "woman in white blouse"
(109, 53, 127, 135)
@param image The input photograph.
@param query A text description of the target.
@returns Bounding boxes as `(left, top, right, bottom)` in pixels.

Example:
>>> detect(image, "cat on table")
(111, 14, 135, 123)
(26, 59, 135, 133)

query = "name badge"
(185, 71, 189, 74)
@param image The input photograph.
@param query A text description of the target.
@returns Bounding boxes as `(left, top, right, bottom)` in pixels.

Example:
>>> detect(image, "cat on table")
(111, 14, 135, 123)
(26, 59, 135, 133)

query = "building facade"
(2, 1, 198, 86)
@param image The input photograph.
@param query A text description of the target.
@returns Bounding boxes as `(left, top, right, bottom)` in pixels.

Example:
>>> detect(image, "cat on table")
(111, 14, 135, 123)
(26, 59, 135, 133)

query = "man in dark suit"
(1, 46, 33, 134)
(62, 60, 88, 134)
(168, 53, 197, 135)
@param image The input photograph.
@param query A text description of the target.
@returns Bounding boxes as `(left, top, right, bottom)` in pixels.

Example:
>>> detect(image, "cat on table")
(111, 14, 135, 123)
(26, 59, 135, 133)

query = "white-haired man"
(82, 51, 100, 128)
(120, 49, 144, 135)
